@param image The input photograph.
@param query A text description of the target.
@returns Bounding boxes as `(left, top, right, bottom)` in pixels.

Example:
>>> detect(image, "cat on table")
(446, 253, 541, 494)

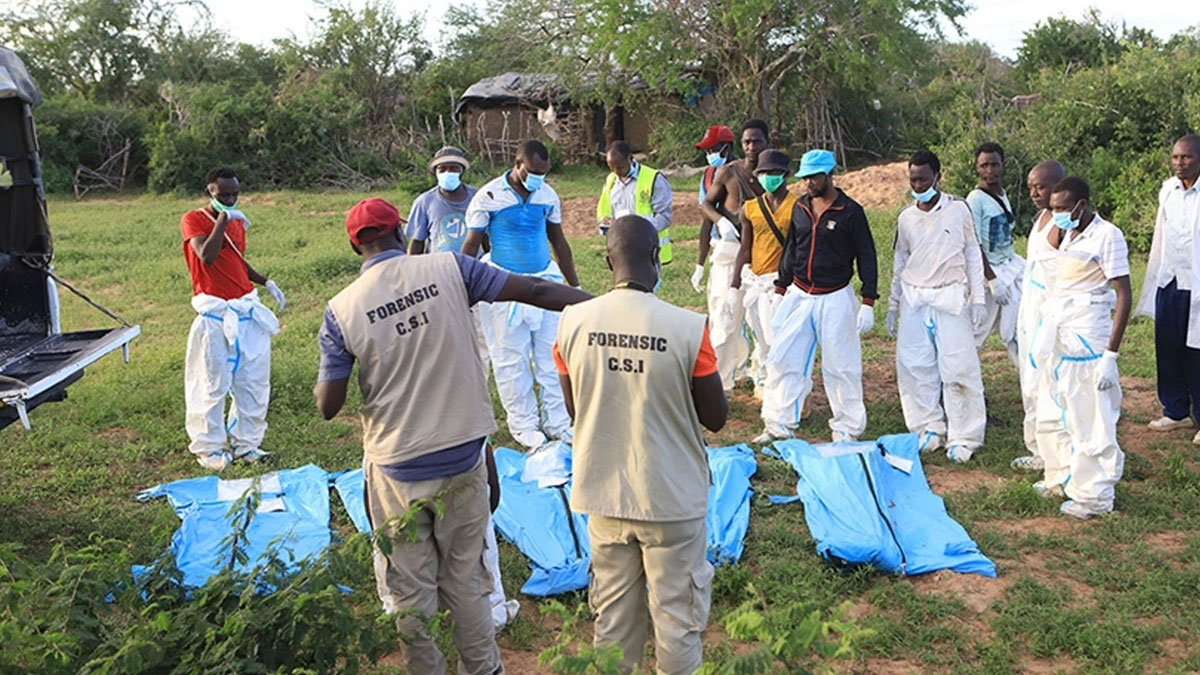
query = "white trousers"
(1016, 267, 1050, 456)
(1032, 298, 1124, 513)
(763, 285, 866, 435)
(895, 286, 986, 449)
(707, 241, 750, 391)
(478, 260, 570, 439)
(742, 268, 779, 388)
(184, 291, 278, 456)
(974, 255, 1024, 366)
(483, 516, 520, 629)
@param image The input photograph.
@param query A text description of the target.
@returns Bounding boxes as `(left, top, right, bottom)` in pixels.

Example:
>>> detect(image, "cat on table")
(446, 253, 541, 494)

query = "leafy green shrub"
(647, 116, 712, 168)
(0, 495, 397, 674)
(35, 95, 149, 193)
(700, 584, 871, 674)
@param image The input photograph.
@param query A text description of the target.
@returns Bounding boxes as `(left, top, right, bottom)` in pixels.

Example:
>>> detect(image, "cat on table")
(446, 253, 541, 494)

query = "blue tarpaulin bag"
(135, 464, 333, 588)
(706, 444, 756, 565)
(766, 434, 995, 577)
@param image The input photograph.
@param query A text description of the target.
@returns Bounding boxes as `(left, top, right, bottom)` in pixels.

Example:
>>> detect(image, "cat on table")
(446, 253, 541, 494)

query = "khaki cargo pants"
(588, 515, 714, 675)
(365, 457, 504, 675)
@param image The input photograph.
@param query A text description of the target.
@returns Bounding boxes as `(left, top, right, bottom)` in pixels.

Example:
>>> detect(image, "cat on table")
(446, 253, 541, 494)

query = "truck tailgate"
(0, 325, 141, 427)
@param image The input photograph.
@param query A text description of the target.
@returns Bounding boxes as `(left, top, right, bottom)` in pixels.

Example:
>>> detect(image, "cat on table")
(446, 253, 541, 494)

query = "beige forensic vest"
(327, 252, 496, 465)
(557, 288, 709, 521)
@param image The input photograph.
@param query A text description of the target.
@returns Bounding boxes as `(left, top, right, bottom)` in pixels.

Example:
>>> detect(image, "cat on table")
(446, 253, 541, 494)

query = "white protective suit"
(708, 240, 751, 391)
(477, 256, 570, 444)
(763, 285, 866, 436)
(741, 268, 780, 388)
(1030, 291, 1124, 513)
(895, 283, 987, 450)
(975, 255, 1024, 366)
(185, 290, 279, 458)
(1016, 215, 1057, 457)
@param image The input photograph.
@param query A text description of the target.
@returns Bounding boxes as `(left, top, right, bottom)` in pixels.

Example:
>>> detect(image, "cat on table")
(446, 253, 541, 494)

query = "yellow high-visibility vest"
(597, 165, 673, 264)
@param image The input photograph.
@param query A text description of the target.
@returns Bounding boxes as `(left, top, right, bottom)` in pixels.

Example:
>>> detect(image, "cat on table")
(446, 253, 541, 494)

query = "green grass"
(4, 167, 1197, 673)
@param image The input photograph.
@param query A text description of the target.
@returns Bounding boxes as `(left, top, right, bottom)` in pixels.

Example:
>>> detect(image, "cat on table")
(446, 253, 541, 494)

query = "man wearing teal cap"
(763, 149, 879, 442)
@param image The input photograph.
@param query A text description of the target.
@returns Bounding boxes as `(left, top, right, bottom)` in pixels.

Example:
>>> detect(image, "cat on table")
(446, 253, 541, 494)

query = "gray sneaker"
(1011, 454, 1044, 471)
(196, 450, 232, 472)
(233, 448, 271, 464)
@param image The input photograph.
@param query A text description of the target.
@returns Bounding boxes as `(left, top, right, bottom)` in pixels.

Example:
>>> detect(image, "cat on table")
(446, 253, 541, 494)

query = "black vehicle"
(0, 47, 139, 430)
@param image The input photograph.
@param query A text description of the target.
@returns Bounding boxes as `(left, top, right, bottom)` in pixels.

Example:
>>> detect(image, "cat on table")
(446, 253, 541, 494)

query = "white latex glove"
(690, 264, 705, 293)
(1096, 350, 1119, 391)
(265, 279, 285, 312)
(856, 304, 875, 335)
(988, 278, 1010, 306)
(886, 309, 898, 337)
(715, 217, 738, 240)
(971, 303, 987, 331)
(226, 209, 249, 228)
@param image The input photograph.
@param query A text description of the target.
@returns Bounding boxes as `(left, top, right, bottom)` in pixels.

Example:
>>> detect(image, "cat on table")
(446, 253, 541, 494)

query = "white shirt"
(1055, 215, 1130, 296)
(889, 194, 986, 311)
(1157, 177, 1200, 290)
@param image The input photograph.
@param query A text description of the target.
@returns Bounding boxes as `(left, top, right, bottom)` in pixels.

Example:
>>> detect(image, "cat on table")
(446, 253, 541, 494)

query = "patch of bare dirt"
(1012, 551, 1094, 607)
(96, 426, 140, 444)
(560, 192, 705, 238)
(499, 646, 552, 674)
(790, 161, 911, 211)
(924, 465, 1005, 495)
(1117, 375, 1177, 468)
(909, 569, 1012, 615)
(1143, 530, 1191, 556)
(1021, 656, 1078, 674)
(978, 517, 1081, 539)
(908, 569, 1012, 640)
(1150, 637, 1194, 673)
(839, 657, 938, 674)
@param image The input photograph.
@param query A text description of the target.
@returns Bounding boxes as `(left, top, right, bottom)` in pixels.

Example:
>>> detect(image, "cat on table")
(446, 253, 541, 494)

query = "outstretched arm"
(494, 273, 591, 311)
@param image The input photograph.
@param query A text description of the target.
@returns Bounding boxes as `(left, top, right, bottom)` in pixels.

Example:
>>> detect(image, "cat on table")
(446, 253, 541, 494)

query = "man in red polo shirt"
(181, 167, 286, 471)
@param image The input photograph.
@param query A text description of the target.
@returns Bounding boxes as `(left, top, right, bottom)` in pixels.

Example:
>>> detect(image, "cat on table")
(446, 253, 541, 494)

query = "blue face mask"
(911, 185, 938, 203)
(437, 171, 461, 191)
(626, 162, 637, 178)
(652, 256, 662, 293)
(211, 197, 237, 212)
(706, 152, 726, 168)
(1052, 201, 1082, 230)
(522, 171, 545, 192)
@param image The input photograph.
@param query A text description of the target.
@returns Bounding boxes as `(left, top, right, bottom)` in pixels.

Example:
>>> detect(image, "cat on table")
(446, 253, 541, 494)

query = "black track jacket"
(774, 188, 879, 301)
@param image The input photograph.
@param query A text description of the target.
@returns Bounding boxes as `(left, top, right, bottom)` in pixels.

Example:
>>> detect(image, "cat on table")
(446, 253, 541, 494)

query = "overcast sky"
(5, 0, 1192, 60)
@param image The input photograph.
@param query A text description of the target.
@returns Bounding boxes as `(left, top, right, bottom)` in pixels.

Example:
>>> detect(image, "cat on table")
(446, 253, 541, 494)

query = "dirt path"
(559, 162, 910, 238)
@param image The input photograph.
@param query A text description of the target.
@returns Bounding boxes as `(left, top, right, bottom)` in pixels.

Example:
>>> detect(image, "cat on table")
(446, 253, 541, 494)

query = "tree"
(0, 0, 208, 102)
(1015, 11, 1126, 80)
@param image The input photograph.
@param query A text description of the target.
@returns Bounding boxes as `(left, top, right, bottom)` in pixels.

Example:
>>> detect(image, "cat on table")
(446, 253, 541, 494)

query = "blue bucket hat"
(796, 149, 836, 178)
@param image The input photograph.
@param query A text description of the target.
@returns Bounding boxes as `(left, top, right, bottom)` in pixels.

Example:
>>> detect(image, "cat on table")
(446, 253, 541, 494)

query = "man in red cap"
(701, 119, 771, 396)
(691, 125, 750, 393)
(315, 197, 589, 675)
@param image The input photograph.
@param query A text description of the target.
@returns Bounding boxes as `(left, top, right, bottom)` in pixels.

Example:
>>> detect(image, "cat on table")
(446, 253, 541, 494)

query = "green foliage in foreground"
(0, 518, 396, 674)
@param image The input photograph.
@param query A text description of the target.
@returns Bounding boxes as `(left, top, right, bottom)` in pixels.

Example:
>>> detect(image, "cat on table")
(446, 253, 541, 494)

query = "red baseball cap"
(695, 125, 735, 150)
(346, 198, 400, 245)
